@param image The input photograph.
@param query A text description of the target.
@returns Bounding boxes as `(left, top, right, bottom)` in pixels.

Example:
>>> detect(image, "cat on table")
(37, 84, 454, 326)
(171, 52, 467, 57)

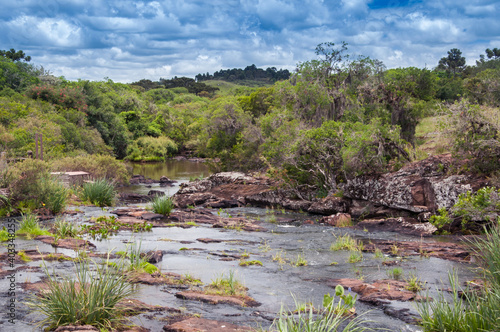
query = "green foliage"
(80, 178, 116, 207)
(330, 234, 363, 252)
(16, 213, 52, 239)
(28, 257, 134, 330)
(37, 175, 69, 214)
(447, 100, 500, 174)
(122, 241, 159, 274)
(125, 136, 177, 161)
(151, 196, 175, 216)
(387, 267, 403, 280)
(347, 251, 363, 263)
(451, 187, 500, 224)
(429, 207, 453, 228)
(26, 85, 88, 113)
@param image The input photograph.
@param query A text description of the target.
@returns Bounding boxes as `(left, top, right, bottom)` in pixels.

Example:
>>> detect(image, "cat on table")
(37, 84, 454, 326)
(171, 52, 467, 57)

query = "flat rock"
(355, 217, 437, 236)
(175, 291, 261, 307)
(35, 236, 96, 250)
(307, 196, 350, 215)
(163, 317, 252, 332)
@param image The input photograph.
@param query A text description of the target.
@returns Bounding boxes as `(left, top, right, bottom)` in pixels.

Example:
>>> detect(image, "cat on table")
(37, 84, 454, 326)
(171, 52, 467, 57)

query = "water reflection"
(127, 160, 210, 181)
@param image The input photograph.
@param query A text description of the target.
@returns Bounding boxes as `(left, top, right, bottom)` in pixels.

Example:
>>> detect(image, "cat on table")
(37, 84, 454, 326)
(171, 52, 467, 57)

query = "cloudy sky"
(1, 0, 498, 83)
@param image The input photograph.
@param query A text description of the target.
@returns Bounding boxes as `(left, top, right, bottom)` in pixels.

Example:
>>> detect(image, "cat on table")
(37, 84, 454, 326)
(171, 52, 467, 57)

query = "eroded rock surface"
(163, 317, 252, 332)
(175, 291, 261, 307)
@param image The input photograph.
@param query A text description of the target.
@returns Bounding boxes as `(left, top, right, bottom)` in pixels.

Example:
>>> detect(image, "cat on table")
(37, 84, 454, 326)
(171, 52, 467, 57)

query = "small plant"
(206, 270, 246, 296)
(16, 213, 52, 239)
(347, 251, 363, 263)
(330, 234, 363, 252)
(259, 240, 271, 252)
(28, 257, 134, 330)
(323, 285, 357, 316)
(405, 273, 424, 293)
(292, 254, 308, 267)
(272, 250, 288, 267)
(80, 178, 116, 207)
(390, 243, 401, 256)
(151, 196, 175, 216)
(18, 250, 31, 262)
(0, 227, 10, 242)
(53, 218, 80, 238)
(38, 175, 69, 214)
(387, 267, 404, 280)
(123, 241, 159, 274)
(374, 248, 384, 259)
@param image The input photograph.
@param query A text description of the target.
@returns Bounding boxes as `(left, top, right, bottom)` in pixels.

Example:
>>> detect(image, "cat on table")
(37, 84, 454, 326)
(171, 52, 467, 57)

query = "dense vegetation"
(195, 64, 291, 84)
(0, 43, 499, 210)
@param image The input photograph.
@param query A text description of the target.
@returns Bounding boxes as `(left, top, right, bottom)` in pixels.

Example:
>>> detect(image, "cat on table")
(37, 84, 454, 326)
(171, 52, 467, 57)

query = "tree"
(437, 48, 466, 76)
(485, 48, 500, 59)
(0, 48, 31, 62)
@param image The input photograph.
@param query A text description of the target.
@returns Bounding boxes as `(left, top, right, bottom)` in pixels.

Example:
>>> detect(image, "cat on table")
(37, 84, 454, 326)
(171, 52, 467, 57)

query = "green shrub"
(452, 187, 500, 223)
(80, 179, 116, 207)
(38, 175, 69, 214)
(151, 196, 175, 216)
(125, 136, 178, 162)
(8, 159, 51, 204)
(429, 207, 453, 228)
(28, 257, 134, 330)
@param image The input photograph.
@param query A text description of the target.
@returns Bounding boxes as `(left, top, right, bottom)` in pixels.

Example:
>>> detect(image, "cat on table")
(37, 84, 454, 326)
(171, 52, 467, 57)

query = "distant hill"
(195, 64, 290, 84)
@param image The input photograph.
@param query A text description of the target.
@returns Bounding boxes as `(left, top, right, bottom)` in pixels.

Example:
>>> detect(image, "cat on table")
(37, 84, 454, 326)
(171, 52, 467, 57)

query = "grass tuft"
(151, 196, 175, 216)
(80, 178, 116, 207)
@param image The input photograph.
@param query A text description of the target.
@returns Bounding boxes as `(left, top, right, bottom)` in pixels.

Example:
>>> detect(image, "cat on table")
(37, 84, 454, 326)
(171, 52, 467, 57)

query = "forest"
(0, 43, 499, 206)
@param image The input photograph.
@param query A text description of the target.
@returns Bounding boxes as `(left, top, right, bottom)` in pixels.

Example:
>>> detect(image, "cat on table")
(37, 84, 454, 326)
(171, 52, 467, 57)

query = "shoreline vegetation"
(1, 44, 499, 331)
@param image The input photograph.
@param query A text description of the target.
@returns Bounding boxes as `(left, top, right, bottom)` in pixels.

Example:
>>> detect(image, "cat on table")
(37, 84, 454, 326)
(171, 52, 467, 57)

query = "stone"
(355, 217, 437, 236)
(163, 317, 252, 332)
(320, 213, 352, 227)
(307, 196, 350, 215)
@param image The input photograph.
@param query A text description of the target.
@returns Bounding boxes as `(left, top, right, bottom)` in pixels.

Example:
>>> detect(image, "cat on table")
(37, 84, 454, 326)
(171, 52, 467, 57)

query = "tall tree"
(485, 48, 500, 59)
(0, 48, 31, 62)
(437, 48, 466, 76)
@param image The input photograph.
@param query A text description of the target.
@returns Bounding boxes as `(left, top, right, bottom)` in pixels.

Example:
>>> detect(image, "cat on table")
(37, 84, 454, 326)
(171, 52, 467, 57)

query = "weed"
(18, 250, 31, 262)
(374, 248, 384, 259)
(390, 244, 401, 256)
(387, 267, 404, 280)
(53, 218, 81, 238)
(292, 254, 308, 267)
(330, 234, 363, 252)
(206, 270, 246, 296)
(347, 251, 363, 263)
(405, 273, 424, 293)
(259, 240, 271, 252)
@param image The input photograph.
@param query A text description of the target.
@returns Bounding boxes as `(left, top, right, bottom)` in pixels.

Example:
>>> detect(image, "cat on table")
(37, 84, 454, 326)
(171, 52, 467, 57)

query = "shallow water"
(0, 161, 478, 332)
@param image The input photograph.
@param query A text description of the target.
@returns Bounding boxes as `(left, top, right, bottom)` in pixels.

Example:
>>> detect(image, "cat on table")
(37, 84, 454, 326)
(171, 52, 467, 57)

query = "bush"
(125, 136, 178, 162)
(80, 178, 116, 207)
(28, 257, 134, 330)
(151, 196, 175, 216)
(38, 175, 69, 214)
(16, 213, 52, 239)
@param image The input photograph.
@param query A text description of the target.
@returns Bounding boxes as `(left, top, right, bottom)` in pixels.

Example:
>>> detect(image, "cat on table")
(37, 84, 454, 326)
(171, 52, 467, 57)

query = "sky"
(0, 0, 498, 83)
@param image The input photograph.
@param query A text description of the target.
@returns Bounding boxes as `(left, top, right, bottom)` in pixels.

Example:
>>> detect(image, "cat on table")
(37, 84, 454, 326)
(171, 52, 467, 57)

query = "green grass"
(53, 218, 80, 238)
(80, 178, 116, 207)
(414, 115, 450, 160)
(206, 270, 246, 296)
(239, 260, 263, 267)
(347, 251, 363, 263)
(270, 295, 369, 332)
(38, 175, 69, 214)
(151, 196, 175, 216)
(292, 254, 308, 267)
(405, 273, 424, 293)
(28, 257, 134, 330)
(330, 234, 363, 252)
(123, 241, 159, 274)
(16, 213, 52, 239)
(387, 267, 403, 280)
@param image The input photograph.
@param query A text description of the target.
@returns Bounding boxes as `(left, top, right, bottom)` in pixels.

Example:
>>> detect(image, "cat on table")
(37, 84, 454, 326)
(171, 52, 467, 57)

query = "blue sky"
(0, 0, 498, 82)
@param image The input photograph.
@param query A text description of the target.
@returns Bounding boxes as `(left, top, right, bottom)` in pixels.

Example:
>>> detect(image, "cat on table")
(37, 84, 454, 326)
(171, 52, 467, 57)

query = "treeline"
(195, 64, 290, 83)
(0, 45, 499, 197)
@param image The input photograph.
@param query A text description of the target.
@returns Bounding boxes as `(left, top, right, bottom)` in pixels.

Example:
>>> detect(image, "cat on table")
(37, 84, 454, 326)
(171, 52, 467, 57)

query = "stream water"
(0, 160, 477, 332)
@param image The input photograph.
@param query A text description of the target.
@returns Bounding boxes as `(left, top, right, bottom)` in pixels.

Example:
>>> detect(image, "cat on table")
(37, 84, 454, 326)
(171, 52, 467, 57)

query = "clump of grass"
(205, 270, 246, 296)
(151, 196, 175, 216)
(374, 248, 384, 259)
(0, 227, 10, 242)
(28, 257, 134, 330)
(330, 234, 363, 252)
(38, 175, 69, 214)
(53, 218, 80, 238)
(347, 251, 363, 263)
(16, 213, 52, 239)
(405, 273, 424, 293)
(18, 250, 31, 262)
(292, 254, 308, 267)
(123, 242, 159, 274)
(271, 292, 369, 332)
(387, 267, 404, 280)
(239, 260, 263, 267)
(80, 178, 116, 207)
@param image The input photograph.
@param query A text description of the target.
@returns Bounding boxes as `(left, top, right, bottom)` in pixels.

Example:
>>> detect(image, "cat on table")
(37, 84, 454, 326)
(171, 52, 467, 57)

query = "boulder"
(320, 213, 352, 227)
(163, 317, 252, 332)
(355, 217, 437, 236)
(307, 196, 350, 215)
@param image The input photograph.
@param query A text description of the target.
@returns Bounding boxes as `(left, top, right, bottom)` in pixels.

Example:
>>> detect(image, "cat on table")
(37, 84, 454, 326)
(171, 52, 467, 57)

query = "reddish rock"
(54, 325, 99, 332)
(35, 236, 96, 250)
(175, 291, 261, 307)
(327, 278, 426, 305)
(308, 196, 350, 215)
(163, 317, 252, 332)
(320, 213, 352, 227)
(197, 238, 223, 243)
(355, 217, 437, 236)
(116, 298, 180, 315)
